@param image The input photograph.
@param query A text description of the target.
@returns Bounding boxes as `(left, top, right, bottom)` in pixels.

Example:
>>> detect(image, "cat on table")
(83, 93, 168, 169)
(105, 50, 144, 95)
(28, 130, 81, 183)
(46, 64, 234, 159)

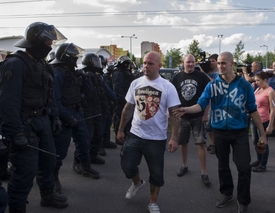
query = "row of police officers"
(0, 21, 136, 213)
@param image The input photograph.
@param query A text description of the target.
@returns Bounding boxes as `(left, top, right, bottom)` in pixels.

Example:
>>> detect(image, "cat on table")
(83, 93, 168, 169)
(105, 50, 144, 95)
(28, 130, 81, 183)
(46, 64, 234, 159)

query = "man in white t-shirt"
(116, 51, 180, 213)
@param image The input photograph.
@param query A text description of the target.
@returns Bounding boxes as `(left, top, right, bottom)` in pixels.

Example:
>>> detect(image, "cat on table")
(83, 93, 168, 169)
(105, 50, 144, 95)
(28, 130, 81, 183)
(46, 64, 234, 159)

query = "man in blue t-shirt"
(173, 52, 267, 213)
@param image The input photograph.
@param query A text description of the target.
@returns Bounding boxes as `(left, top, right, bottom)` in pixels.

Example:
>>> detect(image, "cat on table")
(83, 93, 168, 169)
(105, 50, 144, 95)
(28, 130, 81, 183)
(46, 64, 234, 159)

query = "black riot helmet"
(14, 22, 67, 59)
(50, 43, 84, 69)
(82, 53, 102, 69)
(14, 22, 67, 48)
(115, 55, 134, 71)
(98, 55, 107, 67)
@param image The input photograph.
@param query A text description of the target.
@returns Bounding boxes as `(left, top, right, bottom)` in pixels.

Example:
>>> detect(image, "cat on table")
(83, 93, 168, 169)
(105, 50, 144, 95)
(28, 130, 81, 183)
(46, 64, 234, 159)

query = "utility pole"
(121, 34, 137, 55)
(260, 45, 268, 68)
(218, 35, 223, 54)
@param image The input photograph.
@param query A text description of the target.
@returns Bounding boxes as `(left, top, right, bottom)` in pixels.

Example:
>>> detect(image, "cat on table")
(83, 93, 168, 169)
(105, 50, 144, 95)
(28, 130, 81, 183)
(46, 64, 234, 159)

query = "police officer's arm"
(103, 78, 117, 102)
(82, 77, 94, 98)
(112, 71, 125, 101)
(116, 102, 135, 143)
(53, 69, 72, 122)
(0, 59, 26, 136)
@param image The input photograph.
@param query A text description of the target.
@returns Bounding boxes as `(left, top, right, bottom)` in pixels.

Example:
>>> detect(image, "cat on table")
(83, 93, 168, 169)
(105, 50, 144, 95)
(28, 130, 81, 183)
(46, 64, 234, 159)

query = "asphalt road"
(3, 132, 275, 213)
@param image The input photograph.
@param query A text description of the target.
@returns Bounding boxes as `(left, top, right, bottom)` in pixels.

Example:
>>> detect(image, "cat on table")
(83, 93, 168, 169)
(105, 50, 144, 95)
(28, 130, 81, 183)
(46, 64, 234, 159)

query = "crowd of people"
(0, 21, 274, 213)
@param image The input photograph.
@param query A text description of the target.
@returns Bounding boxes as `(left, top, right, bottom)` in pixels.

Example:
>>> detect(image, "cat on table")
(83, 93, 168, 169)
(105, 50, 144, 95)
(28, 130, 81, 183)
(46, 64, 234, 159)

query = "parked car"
(159, 68, 179, 81)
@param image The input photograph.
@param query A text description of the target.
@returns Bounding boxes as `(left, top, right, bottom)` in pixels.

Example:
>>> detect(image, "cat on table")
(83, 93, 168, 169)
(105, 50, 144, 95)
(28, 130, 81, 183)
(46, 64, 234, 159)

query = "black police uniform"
(102, 68, 117, 148)
(82, 68, 110, 163)
(0, 180, 7, 213)
(52, 64, 100, 179)
(112, 66, 135, 143)
(0, 51, 67, 211)
(0, 124, 11, 181)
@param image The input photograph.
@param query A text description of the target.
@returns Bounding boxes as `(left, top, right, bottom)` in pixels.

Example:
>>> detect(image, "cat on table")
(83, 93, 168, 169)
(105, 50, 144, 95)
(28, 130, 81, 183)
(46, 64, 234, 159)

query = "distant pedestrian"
(117, 51, 180, 213)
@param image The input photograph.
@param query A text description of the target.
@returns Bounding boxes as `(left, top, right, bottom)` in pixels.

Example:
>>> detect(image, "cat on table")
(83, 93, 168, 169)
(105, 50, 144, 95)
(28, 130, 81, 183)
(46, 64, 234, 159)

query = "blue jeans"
(121, 133, 166, 187)
(251, 120, 269, 168)
(214, 128, 251, 206)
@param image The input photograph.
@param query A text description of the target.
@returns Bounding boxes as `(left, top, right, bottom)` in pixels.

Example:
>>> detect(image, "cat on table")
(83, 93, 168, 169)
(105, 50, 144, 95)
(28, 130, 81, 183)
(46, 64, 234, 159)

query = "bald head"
(143, 51, 162, 80)
(183, 54, 196, 73)
(144, 51, 161, 63)
(184, 54, 195, 62)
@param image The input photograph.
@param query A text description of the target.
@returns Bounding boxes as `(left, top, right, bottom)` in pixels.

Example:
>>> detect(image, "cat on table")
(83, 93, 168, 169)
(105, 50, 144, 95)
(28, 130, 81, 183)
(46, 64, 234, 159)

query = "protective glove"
(12, 133, 29, 150)
(67, 116, 78, 128)
(51, 116, 62, 136)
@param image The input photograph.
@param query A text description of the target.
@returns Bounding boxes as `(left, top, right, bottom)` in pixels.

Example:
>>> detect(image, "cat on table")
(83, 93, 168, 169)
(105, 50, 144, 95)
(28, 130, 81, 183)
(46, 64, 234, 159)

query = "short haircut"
(209, 54, 218, 61)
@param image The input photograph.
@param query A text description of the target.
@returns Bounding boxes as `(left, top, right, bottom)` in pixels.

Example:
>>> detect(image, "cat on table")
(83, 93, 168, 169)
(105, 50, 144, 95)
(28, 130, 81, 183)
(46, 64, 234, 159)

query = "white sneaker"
(148, 203, 160, 213)
(125, 180, 146, 199)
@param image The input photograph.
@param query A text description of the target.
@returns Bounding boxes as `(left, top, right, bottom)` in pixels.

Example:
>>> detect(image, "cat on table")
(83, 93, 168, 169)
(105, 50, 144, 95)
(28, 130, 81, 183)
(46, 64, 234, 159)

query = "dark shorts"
(120, 133, 166, 186)
(178, 117, 207, 145)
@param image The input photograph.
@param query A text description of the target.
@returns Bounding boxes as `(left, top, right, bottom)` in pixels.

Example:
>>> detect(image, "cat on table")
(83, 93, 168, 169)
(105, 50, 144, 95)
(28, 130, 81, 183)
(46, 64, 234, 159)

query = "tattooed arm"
(167, 105, 179, 153)
(116, 102, 135, 143)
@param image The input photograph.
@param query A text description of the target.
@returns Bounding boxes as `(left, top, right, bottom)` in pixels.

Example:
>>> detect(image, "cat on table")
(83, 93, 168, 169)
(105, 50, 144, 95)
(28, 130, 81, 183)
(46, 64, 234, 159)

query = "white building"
(0, 36, 24, 53)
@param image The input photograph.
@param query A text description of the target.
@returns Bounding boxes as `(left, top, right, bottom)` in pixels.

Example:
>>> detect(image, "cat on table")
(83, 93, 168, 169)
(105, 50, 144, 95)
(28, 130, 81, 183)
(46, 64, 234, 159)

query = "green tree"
(243, 53, 254, 64)
(268, 52, 275, 67)
(254, 52, 264, 64)
(233, 40, 245, 64)
(186, 39, 202, 61)
(163, 48, 183, 68)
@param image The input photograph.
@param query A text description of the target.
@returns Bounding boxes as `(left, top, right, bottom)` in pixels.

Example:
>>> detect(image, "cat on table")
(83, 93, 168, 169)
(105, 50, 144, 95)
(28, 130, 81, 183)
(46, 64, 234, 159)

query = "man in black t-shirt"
(171, 54, 211, 185)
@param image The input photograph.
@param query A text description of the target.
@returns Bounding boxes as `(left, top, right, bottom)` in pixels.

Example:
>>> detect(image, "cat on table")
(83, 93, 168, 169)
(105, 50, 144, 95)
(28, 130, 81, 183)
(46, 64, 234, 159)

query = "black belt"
(65, 104, 82, 111)
(20, 108, 51, 117)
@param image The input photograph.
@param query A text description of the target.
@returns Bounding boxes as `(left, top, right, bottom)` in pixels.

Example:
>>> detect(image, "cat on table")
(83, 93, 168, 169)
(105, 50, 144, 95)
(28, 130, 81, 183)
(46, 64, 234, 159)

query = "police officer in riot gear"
(51, 43, 100, 189)
(81, 53, 116, 164)
(112, 55, 135, 145)
(98, 55, 117, 152)
(0, 22, 68, 212)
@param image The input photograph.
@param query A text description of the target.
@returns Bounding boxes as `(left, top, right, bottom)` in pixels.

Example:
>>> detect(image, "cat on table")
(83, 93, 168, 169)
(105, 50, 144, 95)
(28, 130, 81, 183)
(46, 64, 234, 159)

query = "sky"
(0, 0, 275, 59)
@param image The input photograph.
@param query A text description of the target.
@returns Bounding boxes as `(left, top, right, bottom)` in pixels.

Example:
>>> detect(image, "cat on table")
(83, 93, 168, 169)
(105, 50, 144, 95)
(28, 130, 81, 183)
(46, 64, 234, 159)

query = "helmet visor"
(64, 43, 85, 57)
(38, 25, 67, 45)
(93, 56, 103, 68)
(130, 61, 138, 70)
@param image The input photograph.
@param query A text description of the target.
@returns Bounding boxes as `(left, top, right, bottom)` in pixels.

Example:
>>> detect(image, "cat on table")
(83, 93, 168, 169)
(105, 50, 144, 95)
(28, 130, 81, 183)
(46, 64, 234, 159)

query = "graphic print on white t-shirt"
(135, 86, 162, 120)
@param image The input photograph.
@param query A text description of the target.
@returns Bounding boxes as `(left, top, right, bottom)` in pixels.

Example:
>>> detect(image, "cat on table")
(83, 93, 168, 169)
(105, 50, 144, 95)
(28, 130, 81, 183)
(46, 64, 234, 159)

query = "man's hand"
(167, 139, 178, 153)
(12, 133, 29, 150)
(116, 130, 125, 144)
(172, 107, 186, 118)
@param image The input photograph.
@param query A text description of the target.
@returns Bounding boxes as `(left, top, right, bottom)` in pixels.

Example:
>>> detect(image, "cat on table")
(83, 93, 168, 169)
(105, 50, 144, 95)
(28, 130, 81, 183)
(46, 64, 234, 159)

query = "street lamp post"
(218, 34, 223, 54)
(121, 34, 137, 55)
(260, 45, 268, 68)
